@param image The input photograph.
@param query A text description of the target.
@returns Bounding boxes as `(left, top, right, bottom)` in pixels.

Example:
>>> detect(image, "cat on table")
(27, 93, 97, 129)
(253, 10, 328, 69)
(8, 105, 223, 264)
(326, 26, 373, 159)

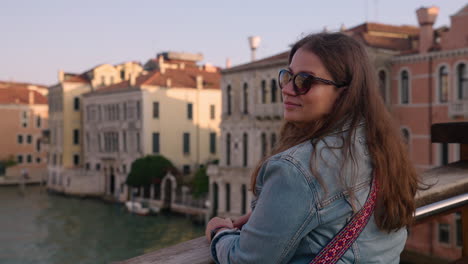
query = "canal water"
(0, 186, 204, 264)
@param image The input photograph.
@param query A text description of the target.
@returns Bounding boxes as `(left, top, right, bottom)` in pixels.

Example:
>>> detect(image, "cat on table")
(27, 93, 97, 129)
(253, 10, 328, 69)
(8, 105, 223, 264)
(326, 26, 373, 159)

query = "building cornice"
(391, 47, 468, 64)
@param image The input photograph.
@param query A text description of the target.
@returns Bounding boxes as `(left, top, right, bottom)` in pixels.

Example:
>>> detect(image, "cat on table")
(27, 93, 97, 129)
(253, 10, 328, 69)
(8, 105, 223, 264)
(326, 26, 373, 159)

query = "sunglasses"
(278, 69, 347, 95)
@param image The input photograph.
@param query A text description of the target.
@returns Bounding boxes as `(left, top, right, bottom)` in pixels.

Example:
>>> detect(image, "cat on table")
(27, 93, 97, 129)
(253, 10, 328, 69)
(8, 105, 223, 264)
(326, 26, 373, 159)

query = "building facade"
(392, 5, 468, 262)
(47, 62, 143, 194)
(81, 52, 222, 201)
(0, 81, 48, 179)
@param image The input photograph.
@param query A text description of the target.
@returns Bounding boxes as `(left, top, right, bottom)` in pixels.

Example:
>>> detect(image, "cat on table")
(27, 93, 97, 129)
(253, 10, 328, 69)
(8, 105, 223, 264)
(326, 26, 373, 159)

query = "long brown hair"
(250, 33, 421, 232)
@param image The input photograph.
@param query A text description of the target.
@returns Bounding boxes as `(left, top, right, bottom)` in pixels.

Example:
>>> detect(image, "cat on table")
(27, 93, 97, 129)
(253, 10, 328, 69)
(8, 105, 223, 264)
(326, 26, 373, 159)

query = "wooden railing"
(113, 162, 468, 264)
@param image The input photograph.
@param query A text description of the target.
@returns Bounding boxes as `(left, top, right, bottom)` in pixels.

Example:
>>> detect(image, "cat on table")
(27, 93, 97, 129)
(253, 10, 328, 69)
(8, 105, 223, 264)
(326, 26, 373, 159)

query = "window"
(243, 133, 248, 167)
(210, 132, 216, 154)
(136, 101, 141, 120)
(101, 76, 105, 86)
(27, 154, 32, 163)
(227, 85, 232, 115)
(261, 80, 267, 104)
(17, 134, 23, 144)
(36, 116, 41, 128)
(85, 163, 90, 170)
(153, 102, 159, 118)
(73, 129, 79, 145)
(73, 97, 80, 111)
(457, 63, 467, 100)
(123, 103, 127, 120)
(271, 133, 277, 151)
(120, 70, 125, 80)
(17, 155, 23, 164)
(261, 133, 267, 158)
(136, 132, 141, 152)
(378, 70, 387, 102)
(438, 223, 450, 244)
(225, 183, 231, 212)
(183, 165, 191, 175)
(401, 128, 410, 146)
(271, 79, 277, 103)
(400, 70, 409, 104)
(36, 139, 41, 152)
(187, 103, 193, 120)
(123, 131, 127, 152)
(438, 66, 448, 103)
(243, 83, 249, 114)
(183, 133, 190, 154)
(441, 143, 448, 166)
(96, 163, 101, 171)
(73, 154, 80, 166)
(27, 135, 32, 144)
(36, 157, 41, 163)
(210, 105, 215, 120)
(226, 133, 231, 166)
(152, 133, 160, 153)
(241, 184, 247, 215)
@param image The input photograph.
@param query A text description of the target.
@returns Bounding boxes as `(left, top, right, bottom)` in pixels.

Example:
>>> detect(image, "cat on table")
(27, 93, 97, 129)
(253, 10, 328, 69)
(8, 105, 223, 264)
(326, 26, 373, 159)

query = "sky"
(1, 0, 467, 86)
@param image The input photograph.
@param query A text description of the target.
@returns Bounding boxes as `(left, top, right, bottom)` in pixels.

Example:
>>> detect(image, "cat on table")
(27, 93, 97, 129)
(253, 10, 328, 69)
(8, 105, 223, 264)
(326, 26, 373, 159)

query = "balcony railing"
(254, 103, 283, 120)
(449, 100, 468, 117)
(113, 162, 468, 264)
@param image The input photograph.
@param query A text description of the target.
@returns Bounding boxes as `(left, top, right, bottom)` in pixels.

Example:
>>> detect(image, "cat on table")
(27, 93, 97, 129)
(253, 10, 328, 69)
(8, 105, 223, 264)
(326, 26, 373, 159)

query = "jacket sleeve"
(210, 159, 319, 264)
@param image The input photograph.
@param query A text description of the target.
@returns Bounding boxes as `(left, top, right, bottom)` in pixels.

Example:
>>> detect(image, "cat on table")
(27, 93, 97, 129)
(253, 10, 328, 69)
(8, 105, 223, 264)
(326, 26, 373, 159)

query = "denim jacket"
(210, 123, 407, 264)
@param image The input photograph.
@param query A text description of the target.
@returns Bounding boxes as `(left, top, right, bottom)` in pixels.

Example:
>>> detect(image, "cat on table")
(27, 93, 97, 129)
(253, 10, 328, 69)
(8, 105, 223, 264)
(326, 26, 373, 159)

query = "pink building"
(0, 81, 49, 179)
(390, 5, 468, 262)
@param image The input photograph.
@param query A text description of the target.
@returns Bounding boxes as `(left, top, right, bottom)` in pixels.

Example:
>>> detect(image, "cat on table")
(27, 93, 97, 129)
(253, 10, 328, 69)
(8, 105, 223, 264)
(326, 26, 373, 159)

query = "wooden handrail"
(116, 161, 468, 264)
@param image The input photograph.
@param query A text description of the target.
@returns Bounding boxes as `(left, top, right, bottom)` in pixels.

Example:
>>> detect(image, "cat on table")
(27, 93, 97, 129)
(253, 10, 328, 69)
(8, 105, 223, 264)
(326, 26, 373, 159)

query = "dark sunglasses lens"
(279, 70, 291, 88)
(294, 73, 312, 94)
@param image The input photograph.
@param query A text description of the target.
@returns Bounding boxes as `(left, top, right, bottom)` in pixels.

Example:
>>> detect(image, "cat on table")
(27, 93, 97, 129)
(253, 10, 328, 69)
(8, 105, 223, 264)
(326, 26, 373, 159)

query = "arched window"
(241, 184, 247, 215)
(378, 70, 387, 102)
(227, 85, 232, 115)
(457, 63, 467, 100)
(243, 133, 248, 167)
(271, 133, 277, 152)
(400, 70, 409, 104)
(243, 83, 249, 114)
(439, 66, 449, 103)
(261, 80, 267, 104)
(261, 133, 267, 158)
(271, 79, 277, 103)
(226, 133, 231, 166)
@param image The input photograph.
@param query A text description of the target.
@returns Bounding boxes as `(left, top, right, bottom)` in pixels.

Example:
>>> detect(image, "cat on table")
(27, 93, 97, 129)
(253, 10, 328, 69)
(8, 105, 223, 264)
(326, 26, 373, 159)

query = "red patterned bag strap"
(310, 174, 379, 264)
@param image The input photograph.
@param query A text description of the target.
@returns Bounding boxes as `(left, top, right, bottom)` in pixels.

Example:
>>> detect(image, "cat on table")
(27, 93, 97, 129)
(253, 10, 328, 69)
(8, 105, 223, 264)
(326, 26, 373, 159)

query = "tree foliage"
(191, 167, 209, 198)
(126, 155, 176, 187)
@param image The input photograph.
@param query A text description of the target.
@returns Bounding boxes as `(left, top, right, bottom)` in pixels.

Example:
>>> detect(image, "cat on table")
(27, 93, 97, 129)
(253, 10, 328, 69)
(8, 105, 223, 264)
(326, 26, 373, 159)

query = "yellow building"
(81, 52, 221, 201)
(47, 62, 143, 193)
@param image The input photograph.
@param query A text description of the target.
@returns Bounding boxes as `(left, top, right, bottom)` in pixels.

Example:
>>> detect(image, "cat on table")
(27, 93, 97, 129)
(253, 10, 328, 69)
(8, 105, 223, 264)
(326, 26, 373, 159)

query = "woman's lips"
(283, 102, 302, 110)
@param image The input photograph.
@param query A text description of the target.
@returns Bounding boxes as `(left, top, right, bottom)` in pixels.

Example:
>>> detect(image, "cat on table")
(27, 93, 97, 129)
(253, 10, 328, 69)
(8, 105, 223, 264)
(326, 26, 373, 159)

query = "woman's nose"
(281, 81, 296, 97)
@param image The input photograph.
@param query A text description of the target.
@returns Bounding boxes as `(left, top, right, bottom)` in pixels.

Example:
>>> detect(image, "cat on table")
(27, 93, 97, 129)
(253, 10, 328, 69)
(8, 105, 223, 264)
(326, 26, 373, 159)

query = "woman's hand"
(205, 217, 234, 242)
(233, 212, 252, 229)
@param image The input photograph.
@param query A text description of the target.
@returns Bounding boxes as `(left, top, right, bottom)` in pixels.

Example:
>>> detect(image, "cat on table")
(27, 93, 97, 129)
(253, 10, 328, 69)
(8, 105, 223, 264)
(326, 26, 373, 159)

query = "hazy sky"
(1, 0, 467, 85)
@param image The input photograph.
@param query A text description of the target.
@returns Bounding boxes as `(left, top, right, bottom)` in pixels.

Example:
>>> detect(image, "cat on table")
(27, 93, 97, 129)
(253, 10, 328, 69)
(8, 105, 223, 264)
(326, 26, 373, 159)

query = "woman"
(205, 33, 420, 263)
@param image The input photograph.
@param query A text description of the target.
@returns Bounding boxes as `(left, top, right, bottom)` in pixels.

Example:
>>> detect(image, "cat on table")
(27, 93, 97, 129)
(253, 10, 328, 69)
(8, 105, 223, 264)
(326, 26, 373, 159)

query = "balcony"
(254, 103, 283, 120)
(449, 100, 468, 117)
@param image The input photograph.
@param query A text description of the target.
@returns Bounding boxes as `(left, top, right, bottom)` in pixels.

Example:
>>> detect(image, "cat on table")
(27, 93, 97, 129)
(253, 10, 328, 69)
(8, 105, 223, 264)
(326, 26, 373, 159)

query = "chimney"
(28, 90, 34, 105)
(158, 55, 166, 74)
(129, 74, 136, 86)
(226, 58, 232, 69)
(248, 36, 261, 61)
(196, 75, 203, 89)
(58, 70, 64, 82)
(416, 6, 439, 53)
